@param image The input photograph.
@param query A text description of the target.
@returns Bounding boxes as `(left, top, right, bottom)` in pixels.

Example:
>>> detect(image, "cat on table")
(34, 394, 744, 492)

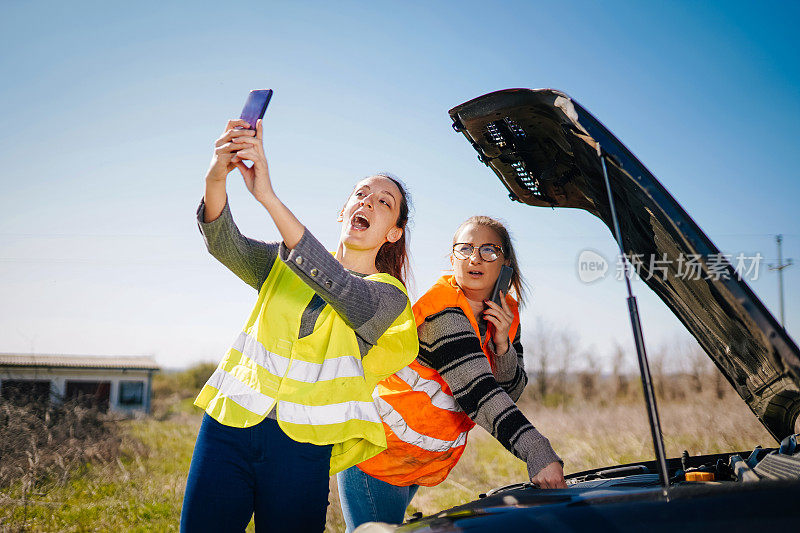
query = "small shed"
(0, 353, 159, 415)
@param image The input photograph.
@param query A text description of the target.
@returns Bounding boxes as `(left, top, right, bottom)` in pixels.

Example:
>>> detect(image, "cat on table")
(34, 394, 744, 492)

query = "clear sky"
(1, 0, 798, 370)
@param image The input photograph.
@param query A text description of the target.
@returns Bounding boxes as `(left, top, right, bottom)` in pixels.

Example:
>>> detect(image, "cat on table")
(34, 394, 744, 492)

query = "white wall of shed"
(0, 367, 153, 413)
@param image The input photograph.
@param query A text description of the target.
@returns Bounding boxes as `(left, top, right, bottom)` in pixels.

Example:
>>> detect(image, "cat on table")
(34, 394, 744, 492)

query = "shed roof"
(0, 353, 159, 371)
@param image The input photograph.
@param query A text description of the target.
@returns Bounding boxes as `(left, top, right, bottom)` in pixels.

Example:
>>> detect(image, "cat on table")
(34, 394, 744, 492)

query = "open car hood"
(449, 89, 800, 441)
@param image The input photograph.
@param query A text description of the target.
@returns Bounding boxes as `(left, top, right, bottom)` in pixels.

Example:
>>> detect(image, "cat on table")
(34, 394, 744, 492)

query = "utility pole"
(768, 234, 793, 329)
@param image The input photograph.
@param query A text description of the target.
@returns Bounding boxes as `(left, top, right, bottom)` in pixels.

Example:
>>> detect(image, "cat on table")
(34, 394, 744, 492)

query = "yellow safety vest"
(195, 257, 418, 474)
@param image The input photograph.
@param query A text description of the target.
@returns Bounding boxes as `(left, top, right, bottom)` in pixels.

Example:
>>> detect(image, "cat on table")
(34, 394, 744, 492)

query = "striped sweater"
(416, 308, 561, 479)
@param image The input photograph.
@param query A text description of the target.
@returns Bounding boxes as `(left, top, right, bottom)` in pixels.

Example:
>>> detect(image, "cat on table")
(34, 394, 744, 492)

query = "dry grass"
(0, 415, 198, 533)
(0, 399, 140, 532)
(0, 376, 775, 532)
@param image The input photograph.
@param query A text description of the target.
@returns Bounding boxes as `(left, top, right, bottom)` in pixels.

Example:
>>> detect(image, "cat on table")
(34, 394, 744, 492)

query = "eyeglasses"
(452, 243, 504, 262)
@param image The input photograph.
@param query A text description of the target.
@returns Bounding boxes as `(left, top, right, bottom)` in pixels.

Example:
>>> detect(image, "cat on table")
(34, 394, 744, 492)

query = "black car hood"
(448, 89, 800, 440)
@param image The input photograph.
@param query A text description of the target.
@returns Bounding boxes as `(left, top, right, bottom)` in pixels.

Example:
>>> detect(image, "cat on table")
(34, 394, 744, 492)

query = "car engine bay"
(478, 433, 800, 499)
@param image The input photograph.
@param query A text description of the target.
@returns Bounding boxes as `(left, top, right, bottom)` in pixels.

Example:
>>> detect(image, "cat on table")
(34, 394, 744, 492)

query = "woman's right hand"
(202, 120, 256, 223)
(205, 119, 257, 182)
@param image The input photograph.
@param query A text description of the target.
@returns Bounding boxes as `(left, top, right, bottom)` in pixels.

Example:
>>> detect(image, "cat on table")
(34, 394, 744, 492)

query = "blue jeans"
(180, 414, 332, 533)
(337, 465, 419, 532)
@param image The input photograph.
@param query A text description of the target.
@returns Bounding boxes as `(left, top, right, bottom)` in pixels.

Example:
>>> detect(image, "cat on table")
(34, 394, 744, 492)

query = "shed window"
(65, 381, 110, 411)
(119, 381, 144, 406)
(1, 379, 51, 406)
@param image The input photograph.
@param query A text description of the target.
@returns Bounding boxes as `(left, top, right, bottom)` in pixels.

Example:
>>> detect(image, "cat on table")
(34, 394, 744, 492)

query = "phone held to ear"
(490, 265, 514, 306)
(239, 89, 273, 130)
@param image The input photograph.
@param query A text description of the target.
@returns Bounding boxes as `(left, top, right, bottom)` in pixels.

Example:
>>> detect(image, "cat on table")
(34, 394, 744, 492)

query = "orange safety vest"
(358, 275, 520, 486)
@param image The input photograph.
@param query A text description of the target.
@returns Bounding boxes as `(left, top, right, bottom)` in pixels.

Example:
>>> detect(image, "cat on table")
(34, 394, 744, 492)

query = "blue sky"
(1, 0, 797, 369)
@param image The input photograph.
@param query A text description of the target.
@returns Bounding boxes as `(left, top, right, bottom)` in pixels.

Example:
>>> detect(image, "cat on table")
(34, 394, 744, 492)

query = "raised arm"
(204, 118, 302, 250)
(196, 199, 278, 290)
(215, 118, 304, 249)
(200, 120, 281, 289)
(417, 309, 566, 488)
(489, 327, 528, 401)
(205, 119, 407, 348)
(204, 119, 255, 223)
(482, 296, 527, 399)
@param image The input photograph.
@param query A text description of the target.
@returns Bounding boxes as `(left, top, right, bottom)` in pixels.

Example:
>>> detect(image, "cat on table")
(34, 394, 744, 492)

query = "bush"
(151, 362, 217, 420)
(0, 399, 130, 492)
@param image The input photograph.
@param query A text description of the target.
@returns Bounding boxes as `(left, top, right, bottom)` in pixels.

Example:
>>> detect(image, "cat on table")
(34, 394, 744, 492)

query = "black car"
(357, 89, 800, 532)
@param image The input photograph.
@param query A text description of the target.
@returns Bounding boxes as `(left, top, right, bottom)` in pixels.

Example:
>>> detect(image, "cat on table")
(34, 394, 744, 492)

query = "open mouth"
(467, 270, 484, 277)
(350, 213, 371, 231)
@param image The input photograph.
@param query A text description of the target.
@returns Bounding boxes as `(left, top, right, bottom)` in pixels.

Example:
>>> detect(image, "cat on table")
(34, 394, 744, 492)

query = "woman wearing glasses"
(337, 216, 566, 531)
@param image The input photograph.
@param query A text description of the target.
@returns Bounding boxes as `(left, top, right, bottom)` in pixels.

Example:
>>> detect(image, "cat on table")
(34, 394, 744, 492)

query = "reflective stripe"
(233, 331, 287, 376)
(207, 368, 275, 416)
(233, 331, 365, 383)
(278, 399, 381, 425)
(375, 396, 468, 453)
(394, 366, 461, 412)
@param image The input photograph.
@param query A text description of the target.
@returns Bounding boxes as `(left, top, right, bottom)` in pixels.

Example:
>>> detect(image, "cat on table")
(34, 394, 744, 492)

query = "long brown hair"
(359, 172, 412, 288)
(453, 215, 528, 308)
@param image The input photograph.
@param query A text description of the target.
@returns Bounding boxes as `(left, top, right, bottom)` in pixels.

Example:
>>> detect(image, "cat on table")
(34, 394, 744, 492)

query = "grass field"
(0, 386, 772, 532)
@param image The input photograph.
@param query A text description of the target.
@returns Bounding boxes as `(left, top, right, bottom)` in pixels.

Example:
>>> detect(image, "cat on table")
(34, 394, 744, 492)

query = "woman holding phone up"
(180, 118, 418, 532)
(337, 216, 566, 531)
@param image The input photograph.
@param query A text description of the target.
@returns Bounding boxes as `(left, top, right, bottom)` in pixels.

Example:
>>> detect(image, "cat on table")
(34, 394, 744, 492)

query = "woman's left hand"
(230, 119, 274, 204)
(531, 461, 567, 489)
(483, 292, 514, 354)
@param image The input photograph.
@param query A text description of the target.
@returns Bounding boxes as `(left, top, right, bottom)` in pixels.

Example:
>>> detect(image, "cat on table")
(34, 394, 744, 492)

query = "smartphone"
(239, 89, 273, 130)
(490, 265, 514, 306)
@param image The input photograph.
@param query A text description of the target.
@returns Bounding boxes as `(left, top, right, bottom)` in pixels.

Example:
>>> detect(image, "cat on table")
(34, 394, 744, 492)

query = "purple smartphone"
(239, 89, 273, 130)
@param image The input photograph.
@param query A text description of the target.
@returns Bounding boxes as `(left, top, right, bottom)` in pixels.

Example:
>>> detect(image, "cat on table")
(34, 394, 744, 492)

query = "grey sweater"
(196, 199, 409, 357)
(417, 308, 562, 479)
